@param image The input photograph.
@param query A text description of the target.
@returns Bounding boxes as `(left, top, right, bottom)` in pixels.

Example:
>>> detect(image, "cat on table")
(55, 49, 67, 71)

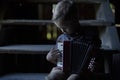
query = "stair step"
(0, 19, 114, 26)
(75, 0, 106, 3)
(10, 0, 106, 4)
(0, 73, 48, 80)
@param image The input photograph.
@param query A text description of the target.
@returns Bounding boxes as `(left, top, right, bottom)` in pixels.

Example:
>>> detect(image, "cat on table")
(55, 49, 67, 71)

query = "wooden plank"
(26, 0, 106, 3)
(0, 20, 53, 26)
(80, 20, 114, 26)
(0, 45, 54, 54)
(3, 0, 106, 3)
(0, 19, 114, 26)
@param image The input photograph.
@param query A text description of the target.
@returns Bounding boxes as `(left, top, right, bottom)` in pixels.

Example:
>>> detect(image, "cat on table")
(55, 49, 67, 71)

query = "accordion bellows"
(63, 39, 95, 75)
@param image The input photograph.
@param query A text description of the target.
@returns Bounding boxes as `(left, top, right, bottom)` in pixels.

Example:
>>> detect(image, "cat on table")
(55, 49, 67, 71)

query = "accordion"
(57, 39, 94, 74)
